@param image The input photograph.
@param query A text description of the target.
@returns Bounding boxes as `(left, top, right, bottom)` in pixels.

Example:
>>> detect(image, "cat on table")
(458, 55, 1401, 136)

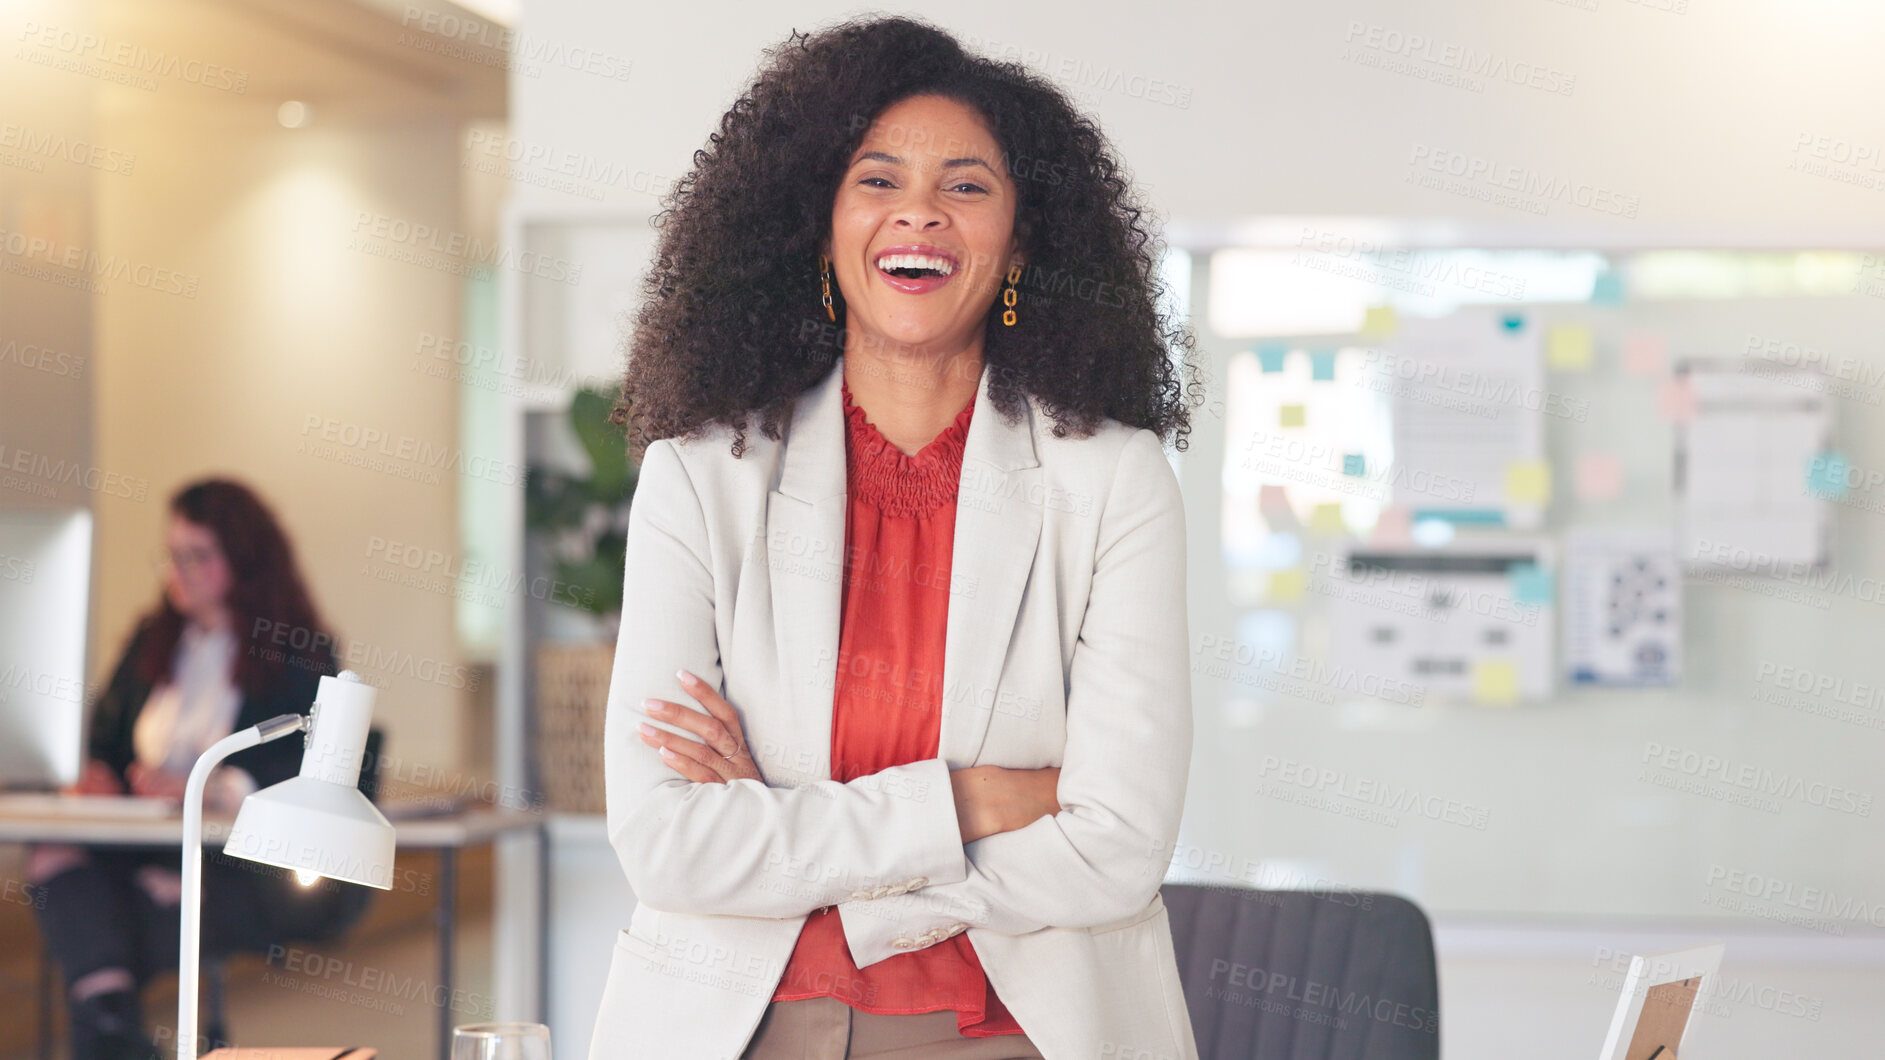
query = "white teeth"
(876, 253, 955, 276)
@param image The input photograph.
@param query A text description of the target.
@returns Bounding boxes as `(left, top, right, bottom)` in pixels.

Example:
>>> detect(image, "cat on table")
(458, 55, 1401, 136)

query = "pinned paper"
(1590, 269, 1624, 305)
(1257, 345, 1288, 373)
(1500, 312, 1526, 332)
(1310, 350, 1337, 381)
(1471, 659, 1520, 705)
(1370, 505, 1412, 546)
(1505, 460, 1553, 505)
(1342, 453, 1366, 477)
(1655, 378, 1696, 423)
(1621, 333, 1666, 378)
(1508, 563, 1554, 605)
(1258, 484, 1299, 531)
(1279, 404, 1305, 428)
(1806, 452, 1851, 499)
(1547, 325, 1594, 372)
(1575, 453, 1623, 501)
(1267, 568, 1306, 602)
(1361, 304, 1398, 338)
(1309, 502, 1347, 534)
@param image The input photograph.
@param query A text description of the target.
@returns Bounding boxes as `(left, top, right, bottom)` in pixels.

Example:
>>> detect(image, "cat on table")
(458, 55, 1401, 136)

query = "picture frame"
(1596, 942, 1724, 1060)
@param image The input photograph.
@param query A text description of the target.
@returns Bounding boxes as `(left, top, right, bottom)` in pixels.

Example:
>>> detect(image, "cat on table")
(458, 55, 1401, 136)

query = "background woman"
(29, 478, 372, 1060)
(595, 16, 1204, 1058)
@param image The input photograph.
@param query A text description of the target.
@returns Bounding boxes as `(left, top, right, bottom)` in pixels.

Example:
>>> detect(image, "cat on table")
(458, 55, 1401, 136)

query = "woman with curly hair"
(595, 15, 1204, 1058)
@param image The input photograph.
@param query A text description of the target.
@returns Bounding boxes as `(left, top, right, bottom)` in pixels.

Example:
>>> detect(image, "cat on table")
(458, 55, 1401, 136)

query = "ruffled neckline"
(842, 378, 975, 518)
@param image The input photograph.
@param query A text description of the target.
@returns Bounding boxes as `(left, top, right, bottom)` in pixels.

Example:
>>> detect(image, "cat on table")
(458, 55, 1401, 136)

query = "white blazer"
(590, 352, 1198, 1060)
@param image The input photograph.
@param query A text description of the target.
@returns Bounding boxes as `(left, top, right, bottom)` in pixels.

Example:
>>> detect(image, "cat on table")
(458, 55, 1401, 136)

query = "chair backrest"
(1160, 883, 1440, 1060)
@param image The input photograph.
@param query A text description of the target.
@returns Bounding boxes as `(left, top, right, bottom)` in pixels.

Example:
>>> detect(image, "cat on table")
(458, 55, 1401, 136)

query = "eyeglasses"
(152, 545, 221, 573)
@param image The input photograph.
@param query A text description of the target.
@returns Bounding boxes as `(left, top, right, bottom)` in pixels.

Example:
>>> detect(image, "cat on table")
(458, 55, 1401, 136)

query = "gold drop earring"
(1002, 263, 1022, 326)
(819, 253, 836, 323)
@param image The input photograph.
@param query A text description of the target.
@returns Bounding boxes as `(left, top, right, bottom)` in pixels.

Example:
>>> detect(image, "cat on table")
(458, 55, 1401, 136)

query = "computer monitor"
(0, 507, 92, 789)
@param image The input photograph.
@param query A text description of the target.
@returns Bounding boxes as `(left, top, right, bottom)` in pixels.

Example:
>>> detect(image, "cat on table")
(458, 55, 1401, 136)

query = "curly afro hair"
(611, 14, 1203, 461)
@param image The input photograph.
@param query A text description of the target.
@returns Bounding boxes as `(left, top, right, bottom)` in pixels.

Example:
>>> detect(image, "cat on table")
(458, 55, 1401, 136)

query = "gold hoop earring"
(819, 253, 836, 323)
(1002, 263, 1022, 326)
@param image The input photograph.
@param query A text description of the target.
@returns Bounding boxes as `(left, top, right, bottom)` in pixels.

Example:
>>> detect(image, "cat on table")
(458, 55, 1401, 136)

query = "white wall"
(512, 0, 1885, 232)
(509, 0, 1885, 926)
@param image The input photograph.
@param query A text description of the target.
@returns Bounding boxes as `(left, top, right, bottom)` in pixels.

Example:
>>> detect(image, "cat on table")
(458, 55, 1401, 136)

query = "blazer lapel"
(768, 353, 1042, 778)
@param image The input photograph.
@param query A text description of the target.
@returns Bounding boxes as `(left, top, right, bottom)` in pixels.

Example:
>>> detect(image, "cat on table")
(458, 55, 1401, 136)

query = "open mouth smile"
(873, 244, 959, 293)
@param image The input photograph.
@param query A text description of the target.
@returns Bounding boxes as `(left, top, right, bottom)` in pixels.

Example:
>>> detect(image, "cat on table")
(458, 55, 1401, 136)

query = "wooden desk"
(0, 800, 547, 1060)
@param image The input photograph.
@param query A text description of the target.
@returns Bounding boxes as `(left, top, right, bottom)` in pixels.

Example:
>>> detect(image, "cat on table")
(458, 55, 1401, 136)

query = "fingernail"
(659, 747, 677, 759)
(675, 669, 692, 684)
(638, 723, 656, 738)
(642, 698, 660, 710)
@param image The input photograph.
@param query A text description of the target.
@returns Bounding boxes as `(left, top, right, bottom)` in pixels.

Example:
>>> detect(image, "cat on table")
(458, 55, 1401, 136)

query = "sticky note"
(1472, 659, 1520, 705)
(1267, 568, 1306, 602)
(1280, 404, 1305, 428)
(1547, 325, 1594, 372)
(1310, 350, 1337, 381)
(1505, 460, 1552, 505)
(1575, 453, 1623, 501)
(1807, 452, 1851, 499)
(1309, 502, 1346, 534)
(1590, 269, 1624, 305)
(1370, 505, 1412, 546)
(1508, 563, 1553, 605)
(1258, 484, 1299, 530)
(1361, 305, 1398, 338)
(1655, 378, 1696, 423)
(1621, 333, 1666, 378)
(1342, 453, 1366, 477)
(1257, 345, 1288, 373)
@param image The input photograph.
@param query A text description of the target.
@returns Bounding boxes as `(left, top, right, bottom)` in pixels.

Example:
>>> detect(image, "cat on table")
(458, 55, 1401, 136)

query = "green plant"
(524, 386, 636, 619)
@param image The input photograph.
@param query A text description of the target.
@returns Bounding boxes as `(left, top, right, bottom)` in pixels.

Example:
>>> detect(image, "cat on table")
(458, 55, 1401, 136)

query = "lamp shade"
(223, 671, 396, 889)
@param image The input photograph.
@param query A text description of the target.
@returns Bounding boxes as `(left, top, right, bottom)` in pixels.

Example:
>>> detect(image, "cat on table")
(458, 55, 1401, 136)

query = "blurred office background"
(2, 0, 1883, 1057)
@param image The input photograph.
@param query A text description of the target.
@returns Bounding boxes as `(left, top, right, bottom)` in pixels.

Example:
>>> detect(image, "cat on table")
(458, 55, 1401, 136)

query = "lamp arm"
(177, 713, 308, 1060)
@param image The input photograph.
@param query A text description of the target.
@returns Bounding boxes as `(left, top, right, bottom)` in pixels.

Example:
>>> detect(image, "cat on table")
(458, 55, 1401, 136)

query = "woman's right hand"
(68, 759, 124, 796)
(949, 765, 1062, 844)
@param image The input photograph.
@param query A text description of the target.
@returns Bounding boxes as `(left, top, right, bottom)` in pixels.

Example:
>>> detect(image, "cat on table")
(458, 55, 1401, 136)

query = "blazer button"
(891, 937, 917, 950)
(848, 890, 870, 901)
(907, 876, 928, 888)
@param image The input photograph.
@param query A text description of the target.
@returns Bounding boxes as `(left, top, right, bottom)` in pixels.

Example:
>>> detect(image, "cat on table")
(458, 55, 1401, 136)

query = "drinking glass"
(451, 1022, 551, 1060)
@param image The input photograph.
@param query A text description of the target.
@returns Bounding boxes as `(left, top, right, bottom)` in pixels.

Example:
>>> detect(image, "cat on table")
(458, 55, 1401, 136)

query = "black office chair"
(1161, 883, 1440, 1060)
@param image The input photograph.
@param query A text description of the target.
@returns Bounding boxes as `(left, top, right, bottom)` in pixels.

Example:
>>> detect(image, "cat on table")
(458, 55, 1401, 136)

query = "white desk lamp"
(178, 670, 395, 1060)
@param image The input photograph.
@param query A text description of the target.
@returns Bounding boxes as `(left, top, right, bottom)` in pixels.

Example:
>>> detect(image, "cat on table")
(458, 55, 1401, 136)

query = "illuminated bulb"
(295, 869, 322, 887)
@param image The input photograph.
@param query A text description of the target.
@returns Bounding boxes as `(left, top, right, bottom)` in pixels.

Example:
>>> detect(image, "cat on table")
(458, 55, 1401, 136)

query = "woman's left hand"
(638, 669, 764, 784)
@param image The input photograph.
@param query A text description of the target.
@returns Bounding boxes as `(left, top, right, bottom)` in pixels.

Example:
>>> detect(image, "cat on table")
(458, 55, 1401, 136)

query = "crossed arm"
(606, 431, 1191, 965)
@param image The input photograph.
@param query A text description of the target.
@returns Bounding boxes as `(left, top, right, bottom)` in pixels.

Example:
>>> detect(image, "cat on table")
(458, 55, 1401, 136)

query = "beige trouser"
(738, 996, 1047, 1059)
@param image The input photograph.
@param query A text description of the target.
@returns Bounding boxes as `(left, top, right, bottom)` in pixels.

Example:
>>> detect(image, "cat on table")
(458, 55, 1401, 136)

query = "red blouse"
(768, 376, 1026, 1037)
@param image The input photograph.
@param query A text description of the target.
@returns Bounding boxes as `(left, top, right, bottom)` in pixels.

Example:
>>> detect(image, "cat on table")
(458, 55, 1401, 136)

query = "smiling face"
(827, 93, 1023, 360)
